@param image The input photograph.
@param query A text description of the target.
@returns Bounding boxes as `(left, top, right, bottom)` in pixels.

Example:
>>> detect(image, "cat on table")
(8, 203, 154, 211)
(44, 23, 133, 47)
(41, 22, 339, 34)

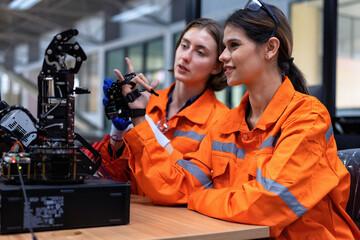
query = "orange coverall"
(97, 83, 229, 194)
(124, 77, 360, 239)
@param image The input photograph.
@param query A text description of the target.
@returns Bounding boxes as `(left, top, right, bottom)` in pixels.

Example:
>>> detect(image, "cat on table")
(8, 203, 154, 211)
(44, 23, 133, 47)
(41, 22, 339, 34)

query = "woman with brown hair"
(97, 18, 229, 195)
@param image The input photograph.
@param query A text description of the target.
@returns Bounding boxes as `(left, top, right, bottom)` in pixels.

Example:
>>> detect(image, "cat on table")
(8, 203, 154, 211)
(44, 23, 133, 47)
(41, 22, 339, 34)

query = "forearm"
(188, 182, 303, 237)
(124, 120, 206, 204)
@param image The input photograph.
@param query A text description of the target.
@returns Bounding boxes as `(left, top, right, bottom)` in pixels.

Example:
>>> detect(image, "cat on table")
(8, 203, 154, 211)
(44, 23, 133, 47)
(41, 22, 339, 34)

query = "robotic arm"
(1, 29, 101, 184)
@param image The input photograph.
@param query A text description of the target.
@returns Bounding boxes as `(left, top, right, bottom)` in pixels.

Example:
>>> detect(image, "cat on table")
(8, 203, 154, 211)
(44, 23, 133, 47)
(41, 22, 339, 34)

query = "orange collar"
(147, 82, 218, 125)
(221, 76, 295, 133)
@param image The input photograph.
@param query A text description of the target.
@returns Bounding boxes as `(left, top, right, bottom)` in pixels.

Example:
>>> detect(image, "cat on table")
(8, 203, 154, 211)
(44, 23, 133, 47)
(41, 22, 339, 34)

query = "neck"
(168, 81, 206, 118)
(246, 71, 282, 129)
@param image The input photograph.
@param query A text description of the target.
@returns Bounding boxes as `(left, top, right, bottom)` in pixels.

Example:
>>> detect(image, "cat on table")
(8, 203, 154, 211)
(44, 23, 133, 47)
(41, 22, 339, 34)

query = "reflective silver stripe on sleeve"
(176, 159, 214, 189)
(258, 135, 279, 150)
(256, 168, 307, 218)
(212, 141, 245, 159)
(326, 125, 333, 143)
(173, 130, 205, 142)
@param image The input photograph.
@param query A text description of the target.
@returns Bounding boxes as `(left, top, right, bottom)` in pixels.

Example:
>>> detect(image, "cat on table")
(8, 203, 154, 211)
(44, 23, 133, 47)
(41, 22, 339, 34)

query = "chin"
(227, 77, 243, 87)
(174, 75, 187, 83)
(226, 80, 237, 87)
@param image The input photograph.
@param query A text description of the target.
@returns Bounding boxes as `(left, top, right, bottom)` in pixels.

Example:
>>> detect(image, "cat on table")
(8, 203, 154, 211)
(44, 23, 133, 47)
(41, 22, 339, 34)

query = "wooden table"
(0, 195, 269, 240)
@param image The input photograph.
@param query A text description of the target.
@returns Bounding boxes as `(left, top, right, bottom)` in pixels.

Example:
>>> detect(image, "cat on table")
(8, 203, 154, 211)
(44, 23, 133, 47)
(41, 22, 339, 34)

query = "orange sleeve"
(123, 120, 213, 205)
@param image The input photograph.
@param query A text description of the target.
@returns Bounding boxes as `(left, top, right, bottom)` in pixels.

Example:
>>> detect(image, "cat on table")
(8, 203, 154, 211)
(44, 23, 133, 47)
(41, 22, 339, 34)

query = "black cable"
(17, 163, 37, 240)
(40, 98, 63, 119)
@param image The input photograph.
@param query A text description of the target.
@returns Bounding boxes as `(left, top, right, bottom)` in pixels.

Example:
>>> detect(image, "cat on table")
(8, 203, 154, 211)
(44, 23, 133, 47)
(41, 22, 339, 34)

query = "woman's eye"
(230, 42, 239, 48)
(197, 50, 204, 55)
(181, 43, 188, 49)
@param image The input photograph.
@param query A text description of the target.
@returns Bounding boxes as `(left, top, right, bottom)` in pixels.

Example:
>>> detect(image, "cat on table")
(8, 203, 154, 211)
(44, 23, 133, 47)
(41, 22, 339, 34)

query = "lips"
(178, 64, 189, 73)
(223, 66, 235, 75)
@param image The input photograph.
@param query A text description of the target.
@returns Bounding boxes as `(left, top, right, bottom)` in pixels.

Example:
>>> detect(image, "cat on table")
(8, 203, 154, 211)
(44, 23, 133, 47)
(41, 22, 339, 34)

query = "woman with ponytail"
(186, 1, 359, 238)
(120, 1, 360, 238)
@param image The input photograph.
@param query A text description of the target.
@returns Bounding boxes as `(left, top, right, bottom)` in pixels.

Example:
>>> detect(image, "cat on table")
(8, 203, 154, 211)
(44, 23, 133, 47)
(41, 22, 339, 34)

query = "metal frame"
(186, 0, 201, 24)
(323, 0, 338, 118)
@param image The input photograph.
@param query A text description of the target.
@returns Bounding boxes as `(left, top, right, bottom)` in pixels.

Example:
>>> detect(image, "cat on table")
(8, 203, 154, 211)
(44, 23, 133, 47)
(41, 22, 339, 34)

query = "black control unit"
(0, 176, 130, 234)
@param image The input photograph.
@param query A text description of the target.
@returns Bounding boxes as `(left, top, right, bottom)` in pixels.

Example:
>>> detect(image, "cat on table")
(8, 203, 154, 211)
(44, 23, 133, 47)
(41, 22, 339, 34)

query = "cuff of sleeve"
(123, 120, 155, 154)
(110, 124, 133, 141)
(188, 190, 205, 211)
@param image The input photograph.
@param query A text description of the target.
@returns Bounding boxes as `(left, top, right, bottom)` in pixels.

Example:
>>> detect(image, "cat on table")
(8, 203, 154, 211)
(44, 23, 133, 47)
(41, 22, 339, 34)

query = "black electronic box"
(0, 176, 130, 234)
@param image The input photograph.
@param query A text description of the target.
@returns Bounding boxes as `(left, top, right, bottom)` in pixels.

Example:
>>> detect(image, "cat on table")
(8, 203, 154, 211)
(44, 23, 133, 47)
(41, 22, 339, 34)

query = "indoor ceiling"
(2, 0, 360, 60)
(0, 0, 134, 55)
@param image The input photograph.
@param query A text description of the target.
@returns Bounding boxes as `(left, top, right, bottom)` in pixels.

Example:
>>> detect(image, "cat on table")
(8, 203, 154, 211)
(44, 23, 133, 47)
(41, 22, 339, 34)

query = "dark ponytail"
(226, 5, 309, 94)
(279, 56, 309, 95)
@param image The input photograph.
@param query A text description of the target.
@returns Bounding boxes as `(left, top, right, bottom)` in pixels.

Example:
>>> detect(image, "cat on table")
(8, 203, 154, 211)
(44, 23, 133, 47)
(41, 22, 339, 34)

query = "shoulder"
(282, 92, 332, 138)
(202, 90, 230, 119)
(290, 92, 331, 121)
(202, 89, 229, 110)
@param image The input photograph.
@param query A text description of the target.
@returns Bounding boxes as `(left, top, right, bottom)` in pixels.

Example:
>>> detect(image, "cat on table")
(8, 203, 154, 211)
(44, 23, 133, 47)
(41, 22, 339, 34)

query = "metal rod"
(186, 0, 201, 24)
(322, 0, 338, 118)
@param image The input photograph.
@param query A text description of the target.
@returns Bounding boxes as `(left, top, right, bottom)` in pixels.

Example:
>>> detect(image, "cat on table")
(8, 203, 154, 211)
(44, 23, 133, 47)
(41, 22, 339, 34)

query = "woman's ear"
(264, 37, 280, 60)
(211, 61, 223, 75)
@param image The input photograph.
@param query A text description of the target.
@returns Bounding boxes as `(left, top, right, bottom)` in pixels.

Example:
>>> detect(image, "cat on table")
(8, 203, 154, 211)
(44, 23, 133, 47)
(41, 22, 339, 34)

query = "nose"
(181, 49, 191, 62)
(219, 48, 229, 63)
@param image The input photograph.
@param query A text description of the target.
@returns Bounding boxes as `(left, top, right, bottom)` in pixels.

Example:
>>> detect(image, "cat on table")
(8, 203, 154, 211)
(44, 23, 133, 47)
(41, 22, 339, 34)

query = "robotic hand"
(103, 78, 132, 131)
(104, 77, 168, 147)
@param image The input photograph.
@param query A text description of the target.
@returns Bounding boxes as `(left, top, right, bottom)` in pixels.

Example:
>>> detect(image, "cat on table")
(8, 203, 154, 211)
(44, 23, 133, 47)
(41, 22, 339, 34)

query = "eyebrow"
(224, 38, 240, 44)
(181, 37, 211, 52)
